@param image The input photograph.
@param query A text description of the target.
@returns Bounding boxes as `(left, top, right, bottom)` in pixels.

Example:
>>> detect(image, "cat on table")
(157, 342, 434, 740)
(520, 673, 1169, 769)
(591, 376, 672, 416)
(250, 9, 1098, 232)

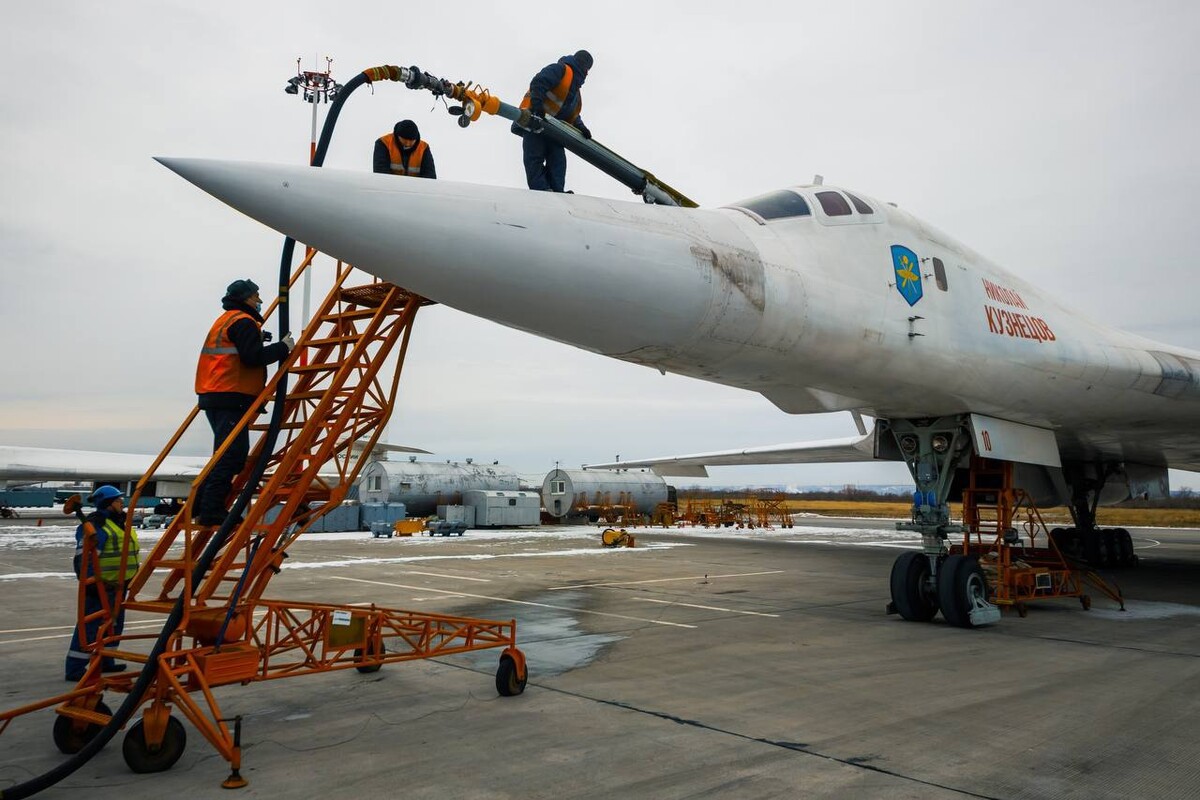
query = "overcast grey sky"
(2, 1, 1197, 489)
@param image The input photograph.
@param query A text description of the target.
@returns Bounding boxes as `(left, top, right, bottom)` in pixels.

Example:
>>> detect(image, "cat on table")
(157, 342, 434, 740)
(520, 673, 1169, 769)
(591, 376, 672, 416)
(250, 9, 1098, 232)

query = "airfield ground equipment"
(600, 528, 636, 548)
(0, 259, 528, 791)
(953, 457, 1123, 619)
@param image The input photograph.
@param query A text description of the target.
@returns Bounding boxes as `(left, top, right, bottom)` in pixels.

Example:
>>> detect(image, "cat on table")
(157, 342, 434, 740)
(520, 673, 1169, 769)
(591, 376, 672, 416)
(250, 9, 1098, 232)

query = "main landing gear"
(882, 416, 1126, 627)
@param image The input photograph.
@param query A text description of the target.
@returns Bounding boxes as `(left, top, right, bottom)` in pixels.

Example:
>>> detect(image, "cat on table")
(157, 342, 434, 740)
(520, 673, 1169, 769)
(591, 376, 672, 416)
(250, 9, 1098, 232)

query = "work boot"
(101, 663, 127, 674)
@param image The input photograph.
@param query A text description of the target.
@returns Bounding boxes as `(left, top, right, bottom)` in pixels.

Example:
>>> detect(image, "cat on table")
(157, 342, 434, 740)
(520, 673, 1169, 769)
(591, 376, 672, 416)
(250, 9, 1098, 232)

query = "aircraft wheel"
(1016, 602, 1028, 618)
(1116, 529, 1135, 567)
(1049, 527, 1067, 552)
(889, 552, 937, 622)
(1104, 529, 1120, 567)
(1080, 594, 1092, 611)
(496, 654, 527, 697)
(123, 716, 187, 773)
(938, 555, 991, 628)
(52, 700, 112, 755)
(354, 638, 386, 674)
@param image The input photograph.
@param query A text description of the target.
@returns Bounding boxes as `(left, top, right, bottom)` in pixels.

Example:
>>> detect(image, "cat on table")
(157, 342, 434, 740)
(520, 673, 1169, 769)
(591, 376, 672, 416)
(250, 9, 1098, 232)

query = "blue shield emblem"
(890, 245, 923, 307)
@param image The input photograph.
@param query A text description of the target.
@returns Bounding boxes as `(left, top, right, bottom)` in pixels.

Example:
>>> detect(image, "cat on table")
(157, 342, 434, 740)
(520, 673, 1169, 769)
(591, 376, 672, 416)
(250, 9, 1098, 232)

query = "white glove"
(281, 333, 295, 351)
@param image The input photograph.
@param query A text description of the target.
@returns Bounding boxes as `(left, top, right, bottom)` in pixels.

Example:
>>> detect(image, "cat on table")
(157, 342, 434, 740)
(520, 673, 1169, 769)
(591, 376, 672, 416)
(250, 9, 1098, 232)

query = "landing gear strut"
(882, 416, 1001, 628)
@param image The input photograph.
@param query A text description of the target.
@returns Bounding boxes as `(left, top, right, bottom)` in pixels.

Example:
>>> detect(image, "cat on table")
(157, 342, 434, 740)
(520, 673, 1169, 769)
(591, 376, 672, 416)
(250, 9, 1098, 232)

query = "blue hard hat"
(88, 485, 125, 506)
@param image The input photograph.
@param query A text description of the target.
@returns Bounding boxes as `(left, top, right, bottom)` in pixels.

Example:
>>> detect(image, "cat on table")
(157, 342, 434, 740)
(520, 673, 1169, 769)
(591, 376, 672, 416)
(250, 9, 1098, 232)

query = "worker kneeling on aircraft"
(374, 119, 437, 179)
(193, 279, 293, 527)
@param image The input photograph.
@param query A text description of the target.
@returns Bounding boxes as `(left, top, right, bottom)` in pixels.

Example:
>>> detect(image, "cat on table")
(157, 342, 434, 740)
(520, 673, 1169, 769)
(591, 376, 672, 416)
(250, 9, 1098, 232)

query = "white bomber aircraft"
(155, 156, 1200, 627)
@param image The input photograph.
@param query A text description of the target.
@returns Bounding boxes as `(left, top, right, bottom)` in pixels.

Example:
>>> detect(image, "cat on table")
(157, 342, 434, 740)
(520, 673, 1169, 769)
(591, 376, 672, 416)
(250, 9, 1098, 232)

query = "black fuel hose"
(0, 65, 384, 800)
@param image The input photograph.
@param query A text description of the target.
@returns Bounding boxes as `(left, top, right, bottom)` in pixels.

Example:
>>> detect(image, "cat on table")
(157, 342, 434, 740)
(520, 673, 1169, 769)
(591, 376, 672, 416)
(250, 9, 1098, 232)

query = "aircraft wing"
(583, 432, 877, 478)
(0, 443, 431, 487)
(0, 446, 211, 484)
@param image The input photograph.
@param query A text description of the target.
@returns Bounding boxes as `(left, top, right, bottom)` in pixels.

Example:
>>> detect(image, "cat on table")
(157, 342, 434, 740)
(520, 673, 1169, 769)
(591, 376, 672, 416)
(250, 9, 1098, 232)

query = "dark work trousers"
(196, 406, 250, 518)
(65, 584, 124, 679)
(522, 134, 567, 192)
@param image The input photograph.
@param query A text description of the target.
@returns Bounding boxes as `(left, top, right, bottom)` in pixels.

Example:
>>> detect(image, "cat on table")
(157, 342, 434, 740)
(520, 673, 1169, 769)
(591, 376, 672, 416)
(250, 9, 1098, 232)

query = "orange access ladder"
(956, 456, 1122, 617)
(0, 258, 528, 788)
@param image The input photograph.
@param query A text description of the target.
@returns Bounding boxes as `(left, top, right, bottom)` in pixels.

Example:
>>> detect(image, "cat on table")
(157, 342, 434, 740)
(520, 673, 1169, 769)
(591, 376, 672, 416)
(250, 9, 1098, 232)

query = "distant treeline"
(678, 486, 905, 503)
(678, 485, 1200, 509)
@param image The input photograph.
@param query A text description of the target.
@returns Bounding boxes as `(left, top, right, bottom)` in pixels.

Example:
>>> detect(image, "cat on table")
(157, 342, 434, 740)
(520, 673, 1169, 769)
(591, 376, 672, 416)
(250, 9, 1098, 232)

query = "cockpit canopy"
(725, 187, 879, 225)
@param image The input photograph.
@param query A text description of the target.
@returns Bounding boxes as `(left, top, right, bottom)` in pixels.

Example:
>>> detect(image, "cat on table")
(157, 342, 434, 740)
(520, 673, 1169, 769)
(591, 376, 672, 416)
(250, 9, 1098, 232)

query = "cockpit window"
(729, 190, 811, 221)
(845, 192, 874, 214)
(816, 191, 853, 216)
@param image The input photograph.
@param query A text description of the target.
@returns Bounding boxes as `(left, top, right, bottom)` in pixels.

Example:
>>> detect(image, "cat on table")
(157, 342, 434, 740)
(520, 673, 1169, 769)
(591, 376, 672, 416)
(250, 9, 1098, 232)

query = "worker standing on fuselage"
(513, 50, 593, 192)
(373, 119, 437, 179)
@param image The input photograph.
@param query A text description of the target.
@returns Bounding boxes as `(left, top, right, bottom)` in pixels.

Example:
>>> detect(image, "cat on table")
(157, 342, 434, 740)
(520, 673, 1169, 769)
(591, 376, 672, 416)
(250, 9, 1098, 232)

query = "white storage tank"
(541, 468, 672, 519)
(464, 490, 541, 528)
(359, 459, 519, 516)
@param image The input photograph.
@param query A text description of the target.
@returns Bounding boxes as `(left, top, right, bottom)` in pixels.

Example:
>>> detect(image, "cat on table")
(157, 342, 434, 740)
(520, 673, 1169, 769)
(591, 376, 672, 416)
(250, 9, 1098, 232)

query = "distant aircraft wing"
(582, 432, 877, 478)
(352, 442, 432, 456)
(0, 441, 431, 488)
(0, 446, 210, 484)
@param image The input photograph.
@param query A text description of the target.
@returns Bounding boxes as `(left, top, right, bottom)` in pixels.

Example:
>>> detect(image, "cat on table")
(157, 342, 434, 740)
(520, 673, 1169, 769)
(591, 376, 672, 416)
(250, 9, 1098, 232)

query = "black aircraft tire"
(939, 555, 990, 629)
(889, 552, 937, 622)
(937, 555, 969, 627)
(1116, 528, 1135, 567)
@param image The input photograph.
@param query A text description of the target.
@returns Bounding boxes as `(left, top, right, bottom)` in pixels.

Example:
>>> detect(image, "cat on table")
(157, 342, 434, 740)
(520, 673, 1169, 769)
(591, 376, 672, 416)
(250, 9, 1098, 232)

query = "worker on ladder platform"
(373, 119, 437, 178)
(64, 486, 137, 681)
(193, 279, 293, 527)
(513, 50, 593, 192)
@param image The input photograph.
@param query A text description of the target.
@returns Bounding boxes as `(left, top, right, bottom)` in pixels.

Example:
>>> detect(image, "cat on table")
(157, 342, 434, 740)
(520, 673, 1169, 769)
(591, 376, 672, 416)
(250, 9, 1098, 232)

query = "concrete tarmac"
(1, 519, 1198, 799)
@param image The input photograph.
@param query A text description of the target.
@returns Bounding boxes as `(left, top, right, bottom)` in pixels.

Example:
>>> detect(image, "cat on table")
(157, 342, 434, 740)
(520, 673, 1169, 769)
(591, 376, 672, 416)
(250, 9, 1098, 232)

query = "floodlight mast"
(283, 56, 343, 334)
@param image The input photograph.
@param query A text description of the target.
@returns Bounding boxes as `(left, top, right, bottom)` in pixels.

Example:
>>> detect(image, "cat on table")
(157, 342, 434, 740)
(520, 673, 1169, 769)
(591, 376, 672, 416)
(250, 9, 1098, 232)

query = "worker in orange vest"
(513, 50, 593, 192)
(373, 119, 437, 178)
(193, 279, 293, 527)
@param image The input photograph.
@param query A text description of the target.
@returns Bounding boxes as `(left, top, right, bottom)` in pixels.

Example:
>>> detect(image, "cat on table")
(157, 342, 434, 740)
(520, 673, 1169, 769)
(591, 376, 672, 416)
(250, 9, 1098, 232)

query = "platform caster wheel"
(496, 654, 527, 697)
(1080, 594, 1092, 611)
(937, 554, 994, 628)
(122, 716, 186, 773)
(354, 639, 386, 673)
(52, 700, 112, 754)
(1016, 602, 1028, 618)
(889, 552, 938, 622)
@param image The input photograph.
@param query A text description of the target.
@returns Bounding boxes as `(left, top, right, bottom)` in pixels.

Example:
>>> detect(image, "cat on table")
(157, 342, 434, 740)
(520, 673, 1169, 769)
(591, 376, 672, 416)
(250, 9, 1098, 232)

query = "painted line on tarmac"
(632, 598, 779, 618)
(546, 570, 784, 590)
(330, 576, 697, 629)
(0, 619, 166, 646)
(395, 569, 491, 582)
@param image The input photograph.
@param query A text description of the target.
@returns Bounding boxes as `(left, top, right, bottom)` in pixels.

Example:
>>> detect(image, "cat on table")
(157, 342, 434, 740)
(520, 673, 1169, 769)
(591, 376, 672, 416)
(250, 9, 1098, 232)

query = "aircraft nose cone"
(157, 157, 767, 365)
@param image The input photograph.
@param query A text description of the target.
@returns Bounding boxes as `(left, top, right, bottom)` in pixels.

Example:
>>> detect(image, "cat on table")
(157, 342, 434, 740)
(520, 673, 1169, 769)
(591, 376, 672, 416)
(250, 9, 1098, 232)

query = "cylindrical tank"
(541, 468, 669, 519)
(358, 459, 519, 516)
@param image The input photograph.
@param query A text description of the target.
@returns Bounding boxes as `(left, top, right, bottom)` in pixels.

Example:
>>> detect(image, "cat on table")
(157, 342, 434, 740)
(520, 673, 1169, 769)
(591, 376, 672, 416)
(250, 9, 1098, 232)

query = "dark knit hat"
(225, 279, 259, 301)
(395, 119, 420, 140)
(573, 50, 593, 71)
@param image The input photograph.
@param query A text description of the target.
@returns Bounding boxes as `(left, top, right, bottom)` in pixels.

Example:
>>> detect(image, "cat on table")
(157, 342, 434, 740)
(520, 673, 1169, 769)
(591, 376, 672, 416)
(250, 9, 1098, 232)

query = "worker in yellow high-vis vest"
(65, 486, 137, 681)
